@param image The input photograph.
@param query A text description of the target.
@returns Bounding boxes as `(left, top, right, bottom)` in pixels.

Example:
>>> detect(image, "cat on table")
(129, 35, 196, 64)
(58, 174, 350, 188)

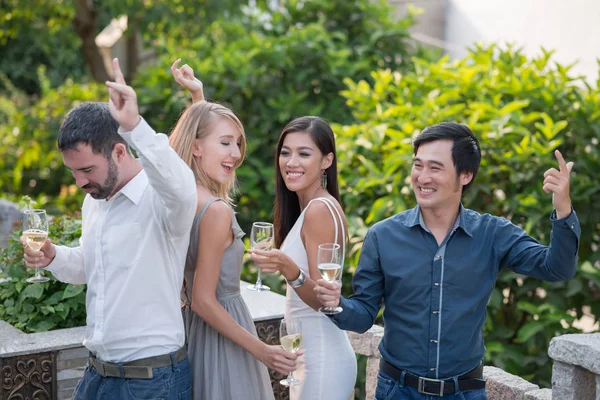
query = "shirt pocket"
(108, 223, 141, 268)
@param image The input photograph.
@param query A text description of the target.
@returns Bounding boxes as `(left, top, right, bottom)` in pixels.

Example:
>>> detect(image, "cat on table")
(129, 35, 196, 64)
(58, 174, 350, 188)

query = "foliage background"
(1, 0, 599, 392)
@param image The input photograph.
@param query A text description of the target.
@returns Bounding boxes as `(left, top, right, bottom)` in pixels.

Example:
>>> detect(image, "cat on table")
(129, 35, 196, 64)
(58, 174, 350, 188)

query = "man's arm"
(45, 244, 87, 284)
(119, 119, 197, 236)
(316, 229, 385, 333)
(107, 58, 197, 237)
(500, 150, 579, 281)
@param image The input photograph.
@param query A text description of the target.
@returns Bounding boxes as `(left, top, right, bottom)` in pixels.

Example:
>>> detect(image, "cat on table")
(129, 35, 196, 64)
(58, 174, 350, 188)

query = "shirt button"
(434, 283, 440, 286)
(435, 255, 442, 259)
(430, 368, 436, 371)
(571, 223, 575, 229)
(430, 339, 438, 343)
(432, 311, 440, 315)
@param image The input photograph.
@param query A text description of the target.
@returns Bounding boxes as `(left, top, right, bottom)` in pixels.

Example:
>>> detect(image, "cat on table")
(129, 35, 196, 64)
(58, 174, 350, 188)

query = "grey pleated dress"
(180, 198, 275, 400)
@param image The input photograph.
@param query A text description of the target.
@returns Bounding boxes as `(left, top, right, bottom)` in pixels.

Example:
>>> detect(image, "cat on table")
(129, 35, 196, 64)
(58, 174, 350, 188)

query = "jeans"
(72, 354, 191, 400)
(375, 371, 488, 400)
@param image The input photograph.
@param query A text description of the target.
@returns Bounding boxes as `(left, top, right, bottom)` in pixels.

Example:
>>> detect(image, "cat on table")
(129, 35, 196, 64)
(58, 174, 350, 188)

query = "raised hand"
(105, 58, 141, 131)
(543, 150, 574, 219)
(171, 58, 205, 103)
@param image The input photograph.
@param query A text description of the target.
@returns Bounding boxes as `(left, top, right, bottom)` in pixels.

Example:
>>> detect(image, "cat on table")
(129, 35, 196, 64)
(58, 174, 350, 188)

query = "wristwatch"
(287, 269, 307, 288)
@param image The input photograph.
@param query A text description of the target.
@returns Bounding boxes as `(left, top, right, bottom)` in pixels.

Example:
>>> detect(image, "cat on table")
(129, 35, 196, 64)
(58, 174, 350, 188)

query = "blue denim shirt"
(331, 205, 580, 379)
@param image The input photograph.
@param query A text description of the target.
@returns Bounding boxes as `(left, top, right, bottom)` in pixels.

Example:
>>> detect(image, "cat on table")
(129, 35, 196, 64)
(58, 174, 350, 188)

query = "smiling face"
(195, 117, 243, 185)
(278, 131, 332, 196)
(411, 139, 472, 213)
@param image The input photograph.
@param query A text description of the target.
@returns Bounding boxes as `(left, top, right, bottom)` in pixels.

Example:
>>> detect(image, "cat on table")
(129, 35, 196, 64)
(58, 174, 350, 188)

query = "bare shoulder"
(304, 197, 346, 222)
(203, 200, 232, 220)
(304, 199, 332, 222)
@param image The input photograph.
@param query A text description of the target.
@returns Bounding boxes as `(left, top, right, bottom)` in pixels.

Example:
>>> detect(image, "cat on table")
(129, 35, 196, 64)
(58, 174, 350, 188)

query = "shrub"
(0, 212, 86, 333)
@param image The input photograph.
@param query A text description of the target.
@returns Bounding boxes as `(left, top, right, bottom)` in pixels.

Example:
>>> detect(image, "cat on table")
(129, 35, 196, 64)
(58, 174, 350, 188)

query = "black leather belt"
(379, 358, 486, 396)
(90, 346, 187, 379)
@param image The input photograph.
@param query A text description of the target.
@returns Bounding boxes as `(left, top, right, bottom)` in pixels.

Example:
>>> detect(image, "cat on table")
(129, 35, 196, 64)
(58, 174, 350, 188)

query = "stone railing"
(548, 333, 600, 400)
(2, 281, 598, 400)
(0, 282, 288, 400)
(348, 326, 599, 400)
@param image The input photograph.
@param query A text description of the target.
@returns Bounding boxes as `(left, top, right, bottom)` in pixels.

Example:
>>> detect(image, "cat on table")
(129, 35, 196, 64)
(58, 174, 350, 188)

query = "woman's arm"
(251, 200, 346, 311)
(171, 58, 205, 103)
(191, 200, 297, 375)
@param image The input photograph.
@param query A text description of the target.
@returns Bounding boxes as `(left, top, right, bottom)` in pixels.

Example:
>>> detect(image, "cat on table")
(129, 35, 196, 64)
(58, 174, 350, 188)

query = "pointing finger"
(112, 58, 126, 85)
(554, 150, 568, 174)
(171, 58, 181, 72)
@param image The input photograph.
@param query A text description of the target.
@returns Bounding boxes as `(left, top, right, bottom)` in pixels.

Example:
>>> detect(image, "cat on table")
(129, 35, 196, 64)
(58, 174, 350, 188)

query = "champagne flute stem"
(256, 269, 263, 287)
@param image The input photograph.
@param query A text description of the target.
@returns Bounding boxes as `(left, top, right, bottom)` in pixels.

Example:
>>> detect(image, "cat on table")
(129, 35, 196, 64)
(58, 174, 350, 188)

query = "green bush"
(335, 44, 600, 387)
(0, 212, 87, 333)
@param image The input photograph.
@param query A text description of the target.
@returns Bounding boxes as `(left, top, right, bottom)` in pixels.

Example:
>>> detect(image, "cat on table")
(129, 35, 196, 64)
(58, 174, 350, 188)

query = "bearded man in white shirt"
(21, 59, 197, 399)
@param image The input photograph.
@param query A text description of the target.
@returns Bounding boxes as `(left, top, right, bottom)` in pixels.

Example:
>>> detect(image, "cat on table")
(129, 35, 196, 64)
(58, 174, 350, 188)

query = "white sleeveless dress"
(281, 197, 357, 400)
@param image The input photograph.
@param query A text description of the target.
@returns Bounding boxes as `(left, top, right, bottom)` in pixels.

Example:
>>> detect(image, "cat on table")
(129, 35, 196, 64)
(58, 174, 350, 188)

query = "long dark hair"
(273, 116, 341, 248)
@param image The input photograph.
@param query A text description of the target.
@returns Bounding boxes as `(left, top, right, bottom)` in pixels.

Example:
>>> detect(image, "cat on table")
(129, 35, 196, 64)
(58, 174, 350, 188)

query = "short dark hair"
(412, 122, 481, 193)
(57, 102, 128, 158)
(273, 116, 341, 248)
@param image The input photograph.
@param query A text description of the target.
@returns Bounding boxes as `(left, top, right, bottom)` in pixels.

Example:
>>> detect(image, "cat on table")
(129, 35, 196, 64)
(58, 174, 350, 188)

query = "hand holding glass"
(279, 319, 302, 387)
(247, 222, 273, 292)
(23, 209, 50, 283)
(317, 243, 343, 314)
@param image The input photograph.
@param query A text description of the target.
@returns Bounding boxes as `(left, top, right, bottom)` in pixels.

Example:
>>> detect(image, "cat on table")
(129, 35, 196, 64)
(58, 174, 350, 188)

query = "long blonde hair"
(169, 101, 246, 205)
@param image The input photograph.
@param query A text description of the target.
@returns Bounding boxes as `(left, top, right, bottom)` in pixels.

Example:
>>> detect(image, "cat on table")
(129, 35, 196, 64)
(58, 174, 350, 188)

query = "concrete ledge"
(548, 333, 600, 375)
(0, 326, 86, 357)
(484, 366, 540, 400)
(524, 388, 552, 400)
(346, 325, 384, 357)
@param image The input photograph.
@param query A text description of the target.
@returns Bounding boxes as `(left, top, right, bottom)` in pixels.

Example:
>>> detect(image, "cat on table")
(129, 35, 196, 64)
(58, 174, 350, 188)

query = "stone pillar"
(347, 325, 384, 399)
(548, 333, 600, 400)
(0, 199, 21, 249)
(552, 362, 596, 400)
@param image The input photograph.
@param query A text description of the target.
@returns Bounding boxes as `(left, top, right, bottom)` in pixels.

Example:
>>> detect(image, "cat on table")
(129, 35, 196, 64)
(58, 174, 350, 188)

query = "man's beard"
(85, 159, 119, 200)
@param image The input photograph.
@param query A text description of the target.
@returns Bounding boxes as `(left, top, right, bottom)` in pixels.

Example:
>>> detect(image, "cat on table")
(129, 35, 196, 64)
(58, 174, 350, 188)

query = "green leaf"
(20, 283, 44, 300)
(62, 284, 85, 300)
(515, 321, 547, 343)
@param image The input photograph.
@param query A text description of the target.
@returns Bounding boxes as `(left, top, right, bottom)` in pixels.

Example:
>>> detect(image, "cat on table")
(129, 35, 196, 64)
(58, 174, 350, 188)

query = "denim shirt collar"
(402, 204, 474, 237)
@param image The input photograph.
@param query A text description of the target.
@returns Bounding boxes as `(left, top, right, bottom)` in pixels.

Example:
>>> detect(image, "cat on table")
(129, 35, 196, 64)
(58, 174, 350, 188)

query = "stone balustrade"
(2, 282, 598, 399)
(0, 282, 288, 400)
(548, 333, 600, 400)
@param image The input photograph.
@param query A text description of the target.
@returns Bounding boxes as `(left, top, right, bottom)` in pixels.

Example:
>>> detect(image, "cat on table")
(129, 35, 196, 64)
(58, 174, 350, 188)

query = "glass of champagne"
(279, 318, 302, 387)
(317, 243, 343, 314)
(247, 222, 273, 292)
(23, 209, 50, 283)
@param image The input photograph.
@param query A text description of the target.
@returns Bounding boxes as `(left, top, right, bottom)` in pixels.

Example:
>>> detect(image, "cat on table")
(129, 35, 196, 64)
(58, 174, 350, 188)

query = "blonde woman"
(170, 59, 297, 400)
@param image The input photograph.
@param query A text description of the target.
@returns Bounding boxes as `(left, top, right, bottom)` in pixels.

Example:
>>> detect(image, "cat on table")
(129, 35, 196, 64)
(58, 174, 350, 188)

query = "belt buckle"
(418, 377, 444, 397)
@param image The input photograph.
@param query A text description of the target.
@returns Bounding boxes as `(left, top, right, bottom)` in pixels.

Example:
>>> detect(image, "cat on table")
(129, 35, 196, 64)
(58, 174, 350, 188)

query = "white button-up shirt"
(46, 118, 197, 363)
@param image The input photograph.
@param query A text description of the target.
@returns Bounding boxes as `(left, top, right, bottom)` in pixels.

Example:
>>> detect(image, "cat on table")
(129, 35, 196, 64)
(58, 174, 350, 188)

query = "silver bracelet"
(287, 269, 307, 288)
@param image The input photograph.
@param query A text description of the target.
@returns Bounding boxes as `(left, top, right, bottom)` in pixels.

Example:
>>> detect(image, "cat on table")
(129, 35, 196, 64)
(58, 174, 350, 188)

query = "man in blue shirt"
(315, 122, 579, 399)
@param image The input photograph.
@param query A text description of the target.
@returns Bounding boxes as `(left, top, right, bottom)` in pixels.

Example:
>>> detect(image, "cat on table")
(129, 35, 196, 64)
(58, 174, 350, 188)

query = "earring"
(321, 170, 327, 189)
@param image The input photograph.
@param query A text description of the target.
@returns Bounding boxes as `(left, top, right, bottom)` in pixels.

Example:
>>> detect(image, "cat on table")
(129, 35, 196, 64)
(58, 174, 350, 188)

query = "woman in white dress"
(250, 116, 357, 399)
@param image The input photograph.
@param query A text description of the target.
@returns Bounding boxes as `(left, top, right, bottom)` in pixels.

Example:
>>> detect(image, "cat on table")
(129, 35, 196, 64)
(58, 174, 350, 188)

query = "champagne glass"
(23, 209, 50, 283)
(247, 222, 273, 292)
(279, 319, 302, 387)
(317, 243, 343, 314)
